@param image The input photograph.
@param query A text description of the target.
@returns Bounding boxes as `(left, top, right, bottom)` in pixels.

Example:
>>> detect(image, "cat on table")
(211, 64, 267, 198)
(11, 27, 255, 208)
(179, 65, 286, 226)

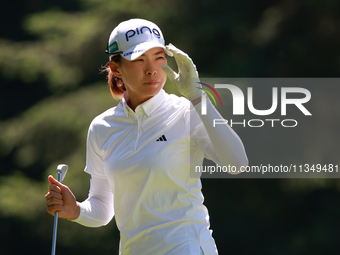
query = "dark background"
(1, 0, 340, 254)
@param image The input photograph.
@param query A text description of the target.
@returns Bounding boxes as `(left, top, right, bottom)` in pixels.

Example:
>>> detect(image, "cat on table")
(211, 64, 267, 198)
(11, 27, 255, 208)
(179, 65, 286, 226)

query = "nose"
(145, 62, 157, 75)
(146, 70, 157, 75)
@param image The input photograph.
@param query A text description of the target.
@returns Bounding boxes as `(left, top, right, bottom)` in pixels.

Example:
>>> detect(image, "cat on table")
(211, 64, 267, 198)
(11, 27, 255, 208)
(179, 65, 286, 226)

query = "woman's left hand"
(161, 44, 201, 101)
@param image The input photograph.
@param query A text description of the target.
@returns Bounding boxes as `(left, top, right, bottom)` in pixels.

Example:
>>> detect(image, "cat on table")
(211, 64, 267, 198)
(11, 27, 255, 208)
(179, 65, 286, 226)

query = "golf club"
(51, 164, 68, 255)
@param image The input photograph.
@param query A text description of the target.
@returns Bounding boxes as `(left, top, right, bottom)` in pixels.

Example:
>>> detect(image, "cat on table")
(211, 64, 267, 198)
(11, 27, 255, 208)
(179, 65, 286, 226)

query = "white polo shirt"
(84, 89, 219, 255)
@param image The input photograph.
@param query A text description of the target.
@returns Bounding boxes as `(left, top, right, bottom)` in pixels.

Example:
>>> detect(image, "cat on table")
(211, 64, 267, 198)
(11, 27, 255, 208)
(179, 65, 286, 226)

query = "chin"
(148, 83, 164, 94)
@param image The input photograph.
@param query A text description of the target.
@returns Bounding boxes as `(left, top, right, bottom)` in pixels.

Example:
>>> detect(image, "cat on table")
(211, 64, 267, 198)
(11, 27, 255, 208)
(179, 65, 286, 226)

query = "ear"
(109, 61, 123, 78)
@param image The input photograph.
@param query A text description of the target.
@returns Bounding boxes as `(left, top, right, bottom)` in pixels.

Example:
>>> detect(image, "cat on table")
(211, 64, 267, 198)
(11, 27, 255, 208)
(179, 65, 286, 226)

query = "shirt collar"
(121, 89, 167, 117)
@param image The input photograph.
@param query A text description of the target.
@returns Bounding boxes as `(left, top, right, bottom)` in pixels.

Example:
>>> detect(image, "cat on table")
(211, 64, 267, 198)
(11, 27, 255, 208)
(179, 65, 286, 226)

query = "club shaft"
(51, 212, 59, 255)
(51, 171, 62, 255)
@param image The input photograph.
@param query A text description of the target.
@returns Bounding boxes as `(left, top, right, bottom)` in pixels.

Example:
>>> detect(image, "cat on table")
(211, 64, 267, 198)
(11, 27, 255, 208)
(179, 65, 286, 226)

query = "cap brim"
(121, 42, 172, 61)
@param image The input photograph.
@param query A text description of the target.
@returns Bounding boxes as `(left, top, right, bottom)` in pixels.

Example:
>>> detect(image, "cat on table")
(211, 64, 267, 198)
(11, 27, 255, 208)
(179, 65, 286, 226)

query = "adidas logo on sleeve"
(156, 135, 167, 141)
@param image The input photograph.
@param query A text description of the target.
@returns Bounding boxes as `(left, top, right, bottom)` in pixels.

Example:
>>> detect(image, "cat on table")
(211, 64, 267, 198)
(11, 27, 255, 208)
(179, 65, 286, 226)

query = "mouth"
(145, 80, 160, 86)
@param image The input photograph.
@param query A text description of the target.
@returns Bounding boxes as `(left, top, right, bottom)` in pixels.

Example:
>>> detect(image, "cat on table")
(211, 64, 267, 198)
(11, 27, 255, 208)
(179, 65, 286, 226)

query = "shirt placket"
(134, 108, 144, 151)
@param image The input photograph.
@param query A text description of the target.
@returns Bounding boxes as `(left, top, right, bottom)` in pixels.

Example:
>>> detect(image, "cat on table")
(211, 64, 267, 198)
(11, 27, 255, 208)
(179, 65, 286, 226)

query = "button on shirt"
(85, 89, 219, 255)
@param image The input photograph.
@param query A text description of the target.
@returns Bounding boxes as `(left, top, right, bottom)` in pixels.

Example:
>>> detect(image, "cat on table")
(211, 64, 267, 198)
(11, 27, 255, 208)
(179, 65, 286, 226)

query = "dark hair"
(101, 55, 126, 99)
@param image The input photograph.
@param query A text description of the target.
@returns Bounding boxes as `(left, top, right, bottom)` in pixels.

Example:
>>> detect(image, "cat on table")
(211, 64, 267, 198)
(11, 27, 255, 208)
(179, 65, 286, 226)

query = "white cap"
(106, 19, 167, 61)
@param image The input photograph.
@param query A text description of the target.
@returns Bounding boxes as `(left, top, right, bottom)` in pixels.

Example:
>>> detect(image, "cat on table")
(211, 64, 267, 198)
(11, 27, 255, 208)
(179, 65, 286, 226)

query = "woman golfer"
(45, 18, 248, 255)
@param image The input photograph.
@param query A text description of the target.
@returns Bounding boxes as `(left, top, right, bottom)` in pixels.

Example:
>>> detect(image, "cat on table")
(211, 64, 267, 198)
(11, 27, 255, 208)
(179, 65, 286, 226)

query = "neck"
(124, 93, 152, 111)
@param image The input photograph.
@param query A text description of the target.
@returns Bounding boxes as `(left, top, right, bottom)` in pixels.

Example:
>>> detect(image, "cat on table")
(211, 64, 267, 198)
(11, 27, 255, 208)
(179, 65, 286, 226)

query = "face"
(110, 47, 167, 108)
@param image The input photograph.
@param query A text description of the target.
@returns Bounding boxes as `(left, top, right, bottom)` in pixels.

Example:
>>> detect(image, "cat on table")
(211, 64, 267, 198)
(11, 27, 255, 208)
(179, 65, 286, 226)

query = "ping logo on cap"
(109, 41, 119, 53)
(125, 26, 161, 41)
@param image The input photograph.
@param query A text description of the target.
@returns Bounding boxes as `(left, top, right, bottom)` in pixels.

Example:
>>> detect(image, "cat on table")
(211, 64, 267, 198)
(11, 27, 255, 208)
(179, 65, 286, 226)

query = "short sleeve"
(186, 102, 221, 165)
(84, 119, 106, 179)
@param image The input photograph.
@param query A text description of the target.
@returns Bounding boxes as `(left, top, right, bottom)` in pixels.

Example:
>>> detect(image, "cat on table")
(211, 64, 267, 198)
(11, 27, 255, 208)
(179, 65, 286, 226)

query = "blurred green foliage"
(0, 0, 340, 254)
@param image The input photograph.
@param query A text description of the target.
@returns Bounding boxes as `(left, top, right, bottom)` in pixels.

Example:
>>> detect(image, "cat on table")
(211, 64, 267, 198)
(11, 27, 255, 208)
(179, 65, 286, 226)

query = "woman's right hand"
(45, 175, 80, 220)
